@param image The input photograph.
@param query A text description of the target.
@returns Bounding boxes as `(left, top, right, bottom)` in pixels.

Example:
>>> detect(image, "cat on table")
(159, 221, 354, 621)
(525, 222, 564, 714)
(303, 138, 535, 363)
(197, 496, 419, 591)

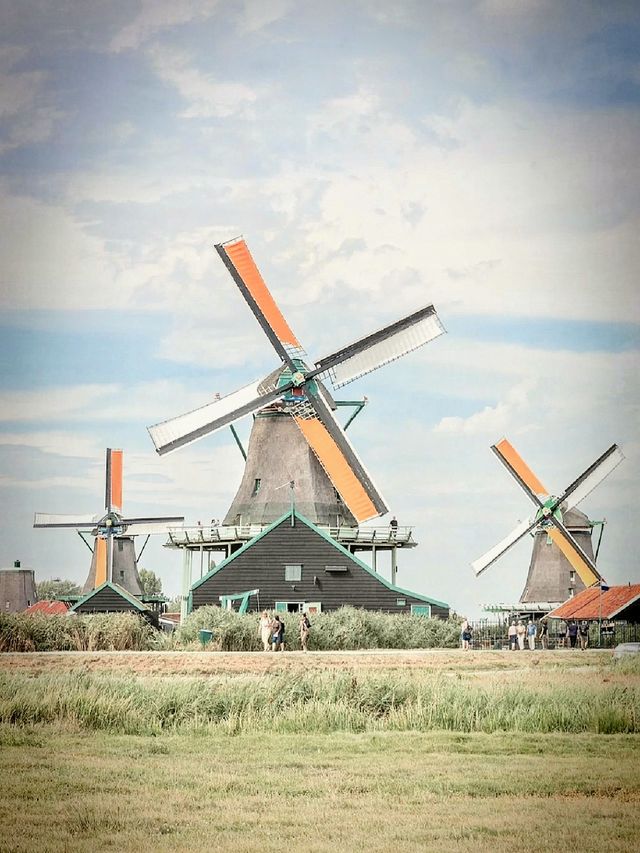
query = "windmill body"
(223, 411, 357, 527)
(520, 507, 594, 605)
(473, 439, 624, 611)
(34, 449, 184, 601)
(82, 536, 141, 595)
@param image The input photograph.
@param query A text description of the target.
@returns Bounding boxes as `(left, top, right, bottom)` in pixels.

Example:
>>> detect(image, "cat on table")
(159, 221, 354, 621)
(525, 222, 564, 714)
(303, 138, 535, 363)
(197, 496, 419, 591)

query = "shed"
(190, 510, 449, 617)
(70, 581, 149, 615)
(24, 600, 70, 616)
(547, 583, 640, 623)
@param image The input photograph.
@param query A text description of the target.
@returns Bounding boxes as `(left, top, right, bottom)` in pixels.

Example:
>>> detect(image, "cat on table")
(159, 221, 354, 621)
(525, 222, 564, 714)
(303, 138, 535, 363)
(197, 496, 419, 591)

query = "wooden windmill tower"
(34, 449, 183, 596)
(472, 438, 624, 607)
(148, 237, 446, 529)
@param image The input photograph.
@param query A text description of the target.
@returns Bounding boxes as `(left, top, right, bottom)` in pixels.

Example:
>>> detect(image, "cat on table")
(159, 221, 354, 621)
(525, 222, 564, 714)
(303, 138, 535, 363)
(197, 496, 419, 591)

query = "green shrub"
(178, 605, 460, 651)
(1, 669, 638, 735)
(0, 612, 162, 652)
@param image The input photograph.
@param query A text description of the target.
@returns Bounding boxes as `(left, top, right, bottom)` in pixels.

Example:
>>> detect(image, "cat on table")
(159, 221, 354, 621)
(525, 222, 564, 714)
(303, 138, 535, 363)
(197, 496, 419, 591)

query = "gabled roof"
(191, 510, 449, 608)
(69, 581, 147, 612)
(24, 600, 70, 616)
(548, 584, 640, 621)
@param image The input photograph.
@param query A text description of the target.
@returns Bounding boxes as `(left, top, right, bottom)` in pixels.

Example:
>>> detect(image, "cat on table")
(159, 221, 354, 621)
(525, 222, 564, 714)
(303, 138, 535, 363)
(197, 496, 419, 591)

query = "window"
(570, 571, 576, 584)
(411, 604, 431, 616)
(275, 601, 304, 613)
(252, 478, 261, 496)
(284, 564, 302, 582)
(325, 565, 347, 573)
(396, 598, 406, 607)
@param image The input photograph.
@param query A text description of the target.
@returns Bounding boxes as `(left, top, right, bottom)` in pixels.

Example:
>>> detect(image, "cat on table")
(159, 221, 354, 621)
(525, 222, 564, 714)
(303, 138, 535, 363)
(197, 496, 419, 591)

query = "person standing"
(539, 619, 549, 650)
(272, 615, 285, 651)
(526, 619, 537, 650)
(516, 620, 526, 651)
(508, 621, 518, 650)
(578, 620, 589, 650)
(299, 611, 311, 652)
(567, 620, 579, 649)
(389, 516, 398, 539)
(460, 618, 468, 650)
(258, 610, 272, 652)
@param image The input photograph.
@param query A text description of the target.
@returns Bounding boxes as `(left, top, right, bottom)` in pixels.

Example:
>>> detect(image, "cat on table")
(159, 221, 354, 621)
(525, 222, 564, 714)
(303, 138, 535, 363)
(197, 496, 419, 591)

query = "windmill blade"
(105, 448, 123, 512)
(547, 519, 602, 588)
(313, 305, 445, 389)
(33, 513, 102, 529)
(148, 374, 288, 456)
(560, 444, 624, 511)
(120, 517, 185, 535)
(215, 237, 305, 366)
(491, 439, 549, 508)
(472, 516, 540, 576)
(94, 536, 108, 586)
(292, 389, 388, 523)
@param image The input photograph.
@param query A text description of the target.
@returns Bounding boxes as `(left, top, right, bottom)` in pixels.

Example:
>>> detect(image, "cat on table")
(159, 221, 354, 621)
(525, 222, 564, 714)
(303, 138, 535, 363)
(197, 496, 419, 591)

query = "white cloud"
(149, 46, 259, 118)
(109, 0, 220, 52)
(237, 0, 293, 34)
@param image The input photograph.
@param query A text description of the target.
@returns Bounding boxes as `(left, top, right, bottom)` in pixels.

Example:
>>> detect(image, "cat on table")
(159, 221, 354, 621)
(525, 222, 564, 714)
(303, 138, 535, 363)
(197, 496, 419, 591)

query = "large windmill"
(472, 438, 624, 606)
(34, 449, 184, 596)
(148, 236, 445, 527)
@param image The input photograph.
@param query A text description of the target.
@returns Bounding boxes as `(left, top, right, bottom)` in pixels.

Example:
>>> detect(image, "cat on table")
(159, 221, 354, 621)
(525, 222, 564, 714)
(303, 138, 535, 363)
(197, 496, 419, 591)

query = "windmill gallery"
(21, 236, 628, 629)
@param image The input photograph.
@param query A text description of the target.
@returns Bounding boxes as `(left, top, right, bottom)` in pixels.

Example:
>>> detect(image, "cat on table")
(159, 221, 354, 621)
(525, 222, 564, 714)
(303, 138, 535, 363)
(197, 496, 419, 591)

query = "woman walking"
(299, 611, 311, 652)
(258, 610, 273, 652)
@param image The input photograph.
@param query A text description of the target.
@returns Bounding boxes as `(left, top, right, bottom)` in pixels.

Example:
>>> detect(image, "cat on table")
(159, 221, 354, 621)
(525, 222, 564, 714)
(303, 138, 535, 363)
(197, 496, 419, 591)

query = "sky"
(0, 0, 638, 618)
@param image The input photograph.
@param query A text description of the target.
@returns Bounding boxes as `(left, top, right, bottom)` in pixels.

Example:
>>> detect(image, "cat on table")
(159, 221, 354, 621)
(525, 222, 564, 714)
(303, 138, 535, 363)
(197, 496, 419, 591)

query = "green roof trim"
(189, 510, 449, 610)
(69, 581, 147, 613)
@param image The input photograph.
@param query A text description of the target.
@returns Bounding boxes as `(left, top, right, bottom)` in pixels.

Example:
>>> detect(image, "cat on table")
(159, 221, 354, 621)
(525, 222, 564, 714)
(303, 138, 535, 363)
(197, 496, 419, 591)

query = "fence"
(467, 620, 639, 650)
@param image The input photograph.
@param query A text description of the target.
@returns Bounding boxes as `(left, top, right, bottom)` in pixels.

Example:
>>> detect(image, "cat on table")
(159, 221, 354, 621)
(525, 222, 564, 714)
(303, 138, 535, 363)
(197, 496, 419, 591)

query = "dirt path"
(0, 648, 613, 677)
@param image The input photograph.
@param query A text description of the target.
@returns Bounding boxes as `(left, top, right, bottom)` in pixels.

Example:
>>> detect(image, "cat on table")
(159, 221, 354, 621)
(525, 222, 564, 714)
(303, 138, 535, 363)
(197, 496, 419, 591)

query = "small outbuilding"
(24, 600, 70, 616)
(70, 581, 150, 616)
(547, 583, 640, 623)
(190, 510, 449, 617)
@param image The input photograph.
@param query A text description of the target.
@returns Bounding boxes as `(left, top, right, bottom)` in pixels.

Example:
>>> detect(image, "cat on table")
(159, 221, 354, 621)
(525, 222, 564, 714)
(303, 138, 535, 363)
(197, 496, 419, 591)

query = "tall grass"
(178, 605, 461, 650)
(1, 668, 637, 735)
(0, 612, 164, 652)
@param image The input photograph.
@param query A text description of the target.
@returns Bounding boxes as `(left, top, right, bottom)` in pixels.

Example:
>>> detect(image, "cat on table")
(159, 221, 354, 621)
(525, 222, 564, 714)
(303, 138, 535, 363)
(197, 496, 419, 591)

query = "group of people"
(563, 619, 590, 649)
(258, 610, 312, 652)
(507, 619, 543, 650)
(506, 618, 591, 650)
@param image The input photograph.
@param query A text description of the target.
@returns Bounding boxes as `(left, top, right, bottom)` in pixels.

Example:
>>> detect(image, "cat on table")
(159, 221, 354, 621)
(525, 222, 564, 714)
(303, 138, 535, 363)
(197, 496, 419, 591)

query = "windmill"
(34, 449, 184, 596)
(472, 438, 624, 605)
(148, 236, 445, 527)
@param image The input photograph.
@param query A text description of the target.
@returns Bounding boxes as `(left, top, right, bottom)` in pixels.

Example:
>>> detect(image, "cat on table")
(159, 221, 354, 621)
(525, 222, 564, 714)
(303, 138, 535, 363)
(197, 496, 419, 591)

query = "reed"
(1, 667, 637, 735)
(177, 605, 461, 650)
(0, 612, 163, 652)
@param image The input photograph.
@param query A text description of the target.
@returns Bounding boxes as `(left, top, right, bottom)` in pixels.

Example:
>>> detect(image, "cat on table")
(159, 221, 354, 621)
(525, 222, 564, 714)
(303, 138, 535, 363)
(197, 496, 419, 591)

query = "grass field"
(1, 649, 639, 852)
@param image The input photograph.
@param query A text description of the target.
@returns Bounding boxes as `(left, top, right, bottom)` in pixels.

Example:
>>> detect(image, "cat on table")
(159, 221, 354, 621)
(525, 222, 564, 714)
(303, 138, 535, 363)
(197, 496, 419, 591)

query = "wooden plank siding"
(191, 513, 449, 618)
(72, 582, 147, 614)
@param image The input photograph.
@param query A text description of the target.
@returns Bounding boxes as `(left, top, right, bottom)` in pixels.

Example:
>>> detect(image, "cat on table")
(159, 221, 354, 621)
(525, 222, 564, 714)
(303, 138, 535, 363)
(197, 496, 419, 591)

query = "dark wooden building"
(70, 581, 149, 616)
(190, 511, 449, 617)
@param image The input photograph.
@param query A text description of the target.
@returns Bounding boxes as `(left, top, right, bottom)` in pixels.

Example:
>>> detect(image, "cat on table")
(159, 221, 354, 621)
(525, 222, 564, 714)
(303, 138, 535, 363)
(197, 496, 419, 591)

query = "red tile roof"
(548, 584, 640, 621)
(24, 600, 70, 616)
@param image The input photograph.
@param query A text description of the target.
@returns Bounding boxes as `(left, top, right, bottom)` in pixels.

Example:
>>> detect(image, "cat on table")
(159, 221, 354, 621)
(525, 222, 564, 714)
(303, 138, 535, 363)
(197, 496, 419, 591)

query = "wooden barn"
(190, 511, 449, 617)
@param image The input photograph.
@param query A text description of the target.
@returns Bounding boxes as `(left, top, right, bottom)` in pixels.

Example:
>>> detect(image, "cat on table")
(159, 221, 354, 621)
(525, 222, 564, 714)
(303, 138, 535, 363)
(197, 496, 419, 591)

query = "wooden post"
(181, 548, 193, 624)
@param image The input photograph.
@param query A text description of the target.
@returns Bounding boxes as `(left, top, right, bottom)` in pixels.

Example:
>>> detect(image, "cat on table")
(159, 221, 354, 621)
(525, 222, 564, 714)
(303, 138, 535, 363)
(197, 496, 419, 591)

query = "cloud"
(0, 49, 63, 153)
(237, 0, 293, 34)
(109, 0, 220, 52)
(148, 46, 259, 118)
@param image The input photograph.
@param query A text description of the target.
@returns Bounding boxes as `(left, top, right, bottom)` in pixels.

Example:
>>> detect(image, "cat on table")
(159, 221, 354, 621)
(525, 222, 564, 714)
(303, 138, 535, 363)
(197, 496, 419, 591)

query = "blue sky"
(1, 0, 638, 617)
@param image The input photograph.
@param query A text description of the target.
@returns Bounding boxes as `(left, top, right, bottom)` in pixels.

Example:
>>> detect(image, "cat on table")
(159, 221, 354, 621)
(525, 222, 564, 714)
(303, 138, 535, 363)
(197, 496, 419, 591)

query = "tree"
(138, 568, 163, 595)
(36, 579, 81, 600)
